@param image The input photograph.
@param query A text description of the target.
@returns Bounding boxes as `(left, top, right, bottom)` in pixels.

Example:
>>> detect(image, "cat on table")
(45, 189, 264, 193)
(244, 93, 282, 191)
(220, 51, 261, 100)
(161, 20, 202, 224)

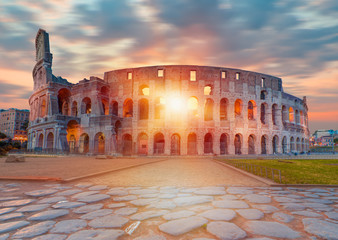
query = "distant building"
(310, 129, 338, 147)
(0, 108, 30, 141)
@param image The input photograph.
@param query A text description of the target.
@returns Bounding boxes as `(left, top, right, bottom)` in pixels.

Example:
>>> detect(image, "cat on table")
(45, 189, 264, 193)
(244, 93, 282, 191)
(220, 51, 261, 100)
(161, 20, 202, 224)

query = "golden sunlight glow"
(142, 87, 149, 95)
(167, 95, 185, 112)
(188, 97, 198, 110)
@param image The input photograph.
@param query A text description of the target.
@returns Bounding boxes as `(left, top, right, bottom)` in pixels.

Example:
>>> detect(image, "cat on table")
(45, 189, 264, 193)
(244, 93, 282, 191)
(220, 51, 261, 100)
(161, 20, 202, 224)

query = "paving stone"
(107, 203, 126, 208)
(71, 191, 99, 199)
(245, 238, 274, 240)
(113, 195, 138, 201)
(305, 198, 333, 204)
(134, 234, 167, 240)
(50, 219, 87, 233)
(80, 209, 113, 220)
(180, 188, 198, 193)
(244, 221, 300, 238)
(25, 189, 58, 197)
(0, 197, 20, 201)
(243, 194, 271, 203)
(274, 197, 302, 203)
(73, 203, 103, 214)
(303, 202, 333, 211)
(325, 212, 338, 220)
(0, 199, 35, 207)
(38, 196, 67, 204)
(189, 205, 213, 212)
(5, 183, 20, 188)
(67, 229, 124, 240)
(16, 204, 49, 212)
(12, 221, 55, 238)
(292, 210, 322, 217)
(0, 221, 30, 234)
(131, 210, 169, 220)
(114, 207, 138, 216)
(281, 203, 306, 211)
(0, 233, 9, 240)
(193, 238, 215, 240)
(32, 234, 67, 240)
(130, 189, 158, 195)
(272, 212, 294, 223)
(0, 212, 24, 221)
(163, 210, 196, 220)
(220, 195, 238, 200)
(106, 189, 129, 196)
(306, 188, 329, 193)
(88, 185, 108, 191)
(148, 201, 176, 209)
(173, 196, 213, 207)
(28, 209, 69, 221)
(0, 208, 16, 216)
(77, 194, 110, 203)
(199, 209, 236, 221)
(194, 188, 226, 195)
(177, 193, 192, 197)
(236, 209, 264, 220)
(303, 218, 338, 239)
(207, 221, 246, 240)
(56, 189, 82, 196)
(227, 187, 253, 195)
(75, 183, 93, 188)
(160, 189, 179, 194)
(212, 200, 249, 209)
(89, 214, 129, 228)
(130, 198, 158, 206)
(158, 194, 176, 199)
(159, 216, 208, 236)
(52, 201, 85, 209)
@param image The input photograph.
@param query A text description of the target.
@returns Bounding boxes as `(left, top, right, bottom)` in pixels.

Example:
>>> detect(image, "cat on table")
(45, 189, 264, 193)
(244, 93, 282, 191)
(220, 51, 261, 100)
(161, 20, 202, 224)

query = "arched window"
(290, 137, 295, 152)
(71, 101, 78, 117)
(204, 133, 213, 154)
(46, 132, 54, 150)
(138, 98, 149, 120)
(123, 99, 133, 117)
(58, 88, 71, 115)
(220, 98, 228, 121)
(248, 135, 255, 154)
(154, 133, 165, 154)
(282, 137, 287, 153)
(94, 132, 105, 154)
(204, 99, 214, 121)
(69, 135, 76, 153)
(272, 104, 278, 125)
(138, 133, 148, 155)
(122, 134, 132, 156)
(300, 111, 304, 125)
(272, 135, 278, 154)
(289, 107, 294, 123)
(204, 85, 212, 95)
(139, 85, 149, 96)
(220, 134, 228, 155)
(79, 133, 89, 153)
(171, 134, 181, 155)
(296, 137, 301, 152)
(102, 99, 109, 115)
(234, 134, 242, 155)
(40, 99, 46, 117)
(111, 101, 118, 116)
(38, 133, 44, 148)
(260, 103, 266, 124)
(235, 99, 242, 117)
(62, 102, 69, 116)
(81, 97, 91, 114)
(261, 135, 267, 154)
(187, 133, 197, 155)
(295, 110, 300, 124)
(282, 105, 287, 122)
(248, 100, 256, 120)
(188, 97, 198, 119)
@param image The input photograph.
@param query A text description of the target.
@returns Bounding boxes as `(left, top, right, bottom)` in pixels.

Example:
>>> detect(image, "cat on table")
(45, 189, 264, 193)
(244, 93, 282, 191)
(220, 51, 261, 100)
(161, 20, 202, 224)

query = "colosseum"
(27, 29, 310, 156)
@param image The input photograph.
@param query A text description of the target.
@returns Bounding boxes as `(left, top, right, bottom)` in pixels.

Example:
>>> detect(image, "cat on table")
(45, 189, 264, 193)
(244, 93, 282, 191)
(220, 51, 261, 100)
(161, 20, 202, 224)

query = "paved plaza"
(0, 157, 337, 239)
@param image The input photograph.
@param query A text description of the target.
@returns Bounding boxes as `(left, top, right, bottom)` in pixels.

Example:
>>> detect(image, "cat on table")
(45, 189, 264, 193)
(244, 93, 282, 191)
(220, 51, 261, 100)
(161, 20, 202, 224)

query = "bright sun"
(168, 96, 184, 111)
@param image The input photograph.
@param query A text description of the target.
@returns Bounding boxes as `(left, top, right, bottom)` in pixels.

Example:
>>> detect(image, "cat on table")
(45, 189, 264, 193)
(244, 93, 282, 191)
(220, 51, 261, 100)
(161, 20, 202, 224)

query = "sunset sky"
(0, 0, 337, 133)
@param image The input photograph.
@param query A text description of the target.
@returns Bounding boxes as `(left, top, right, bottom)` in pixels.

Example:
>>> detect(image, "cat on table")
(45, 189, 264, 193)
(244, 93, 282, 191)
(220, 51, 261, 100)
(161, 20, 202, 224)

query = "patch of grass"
(218, 159, 338, 185)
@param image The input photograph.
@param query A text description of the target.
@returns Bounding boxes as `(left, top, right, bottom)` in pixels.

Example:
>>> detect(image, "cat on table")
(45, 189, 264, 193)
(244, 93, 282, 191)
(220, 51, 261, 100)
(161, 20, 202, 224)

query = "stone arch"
(220, 98, 228, 121)
(171, 134, 181, 155)
(295, 110, 300, 124)
(260, 90, 267, 100)
(79, 133, 89, 153)
(248, 134, 255, 154)
(37, 133, 44, 148)
(220, 133, 228, 155)
(94, 132, 105, 154)
(81, 97, 92, 114)
(260, 103, 267, 124)
(300, 111, 304, 125)
(122, 134, 132, 156)
(204, 98, 214, 121)
(71, 101, 78, 117)
(234, 134, 242, 155)
(123, 99, 133, 117)
(301, 138, 305, 152)
(46, 132, 54, 150)
(155, 97, 165, 119)
(272, 104, 278, 125)
(40, 99, 46, 117)
(204, 133, 213, 154)
(115, 121, 122, 142)
(296, 137, 301, 152)
(282, 105, 288, 122)
(187, 133, 197, 155)
(261, 135, 268, 154)
(139, 84, 149, 96)
(138, 98, 149, 120)
(289, 107, 294, 123)
(290, 137, 295, 152)
(248, 100, 257, 120)
(235, 99, 243, 117)
(282, 137, 287, 153)
(111, 100, 118, 116)
(58, 88, 71, 115)
(67, 120, 79, 143)
(154, 132, 165, 155)
(138, 133, 148, 155)
(102, 99, 109, 115)
(272, 135, 279, 154)
(188, 97, 198, 119)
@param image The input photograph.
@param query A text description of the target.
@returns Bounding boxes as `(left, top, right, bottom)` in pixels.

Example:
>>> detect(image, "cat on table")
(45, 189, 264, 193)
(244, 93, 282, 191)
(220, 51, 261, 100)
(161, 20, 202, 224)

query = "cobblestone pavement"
(0, 181, 337, 239)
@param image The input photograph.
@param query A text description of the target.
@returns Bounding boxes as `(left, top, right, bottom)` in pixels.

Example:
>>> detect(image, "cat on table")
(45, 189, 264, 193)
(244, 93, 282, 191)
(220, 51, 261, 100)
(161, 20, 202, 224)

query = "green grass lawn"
(218, 159, 338, 185)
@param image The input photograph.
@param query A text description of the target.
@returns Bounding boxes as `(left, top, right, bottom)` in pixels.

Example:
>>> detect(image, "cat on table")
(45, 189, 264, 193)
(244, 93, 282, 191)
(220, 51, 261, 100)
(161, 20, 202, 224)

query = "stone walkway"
(0, 182, 337, 239)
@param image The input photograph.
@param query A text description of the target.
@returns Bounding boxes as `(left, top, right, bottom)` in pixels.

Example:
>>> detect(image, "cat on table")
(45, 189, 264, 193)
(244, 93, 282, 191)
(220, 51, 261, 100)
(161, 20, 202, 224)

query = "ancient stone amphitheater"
(28, 29, 310, 156)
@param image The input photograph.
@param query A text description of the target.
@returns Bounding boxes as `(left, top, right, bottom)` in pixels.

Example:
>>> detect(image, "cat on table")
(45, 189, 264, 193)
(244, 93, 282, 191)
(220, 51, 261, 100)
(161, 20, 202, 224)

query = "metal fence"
(222, 160, 282, 183)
